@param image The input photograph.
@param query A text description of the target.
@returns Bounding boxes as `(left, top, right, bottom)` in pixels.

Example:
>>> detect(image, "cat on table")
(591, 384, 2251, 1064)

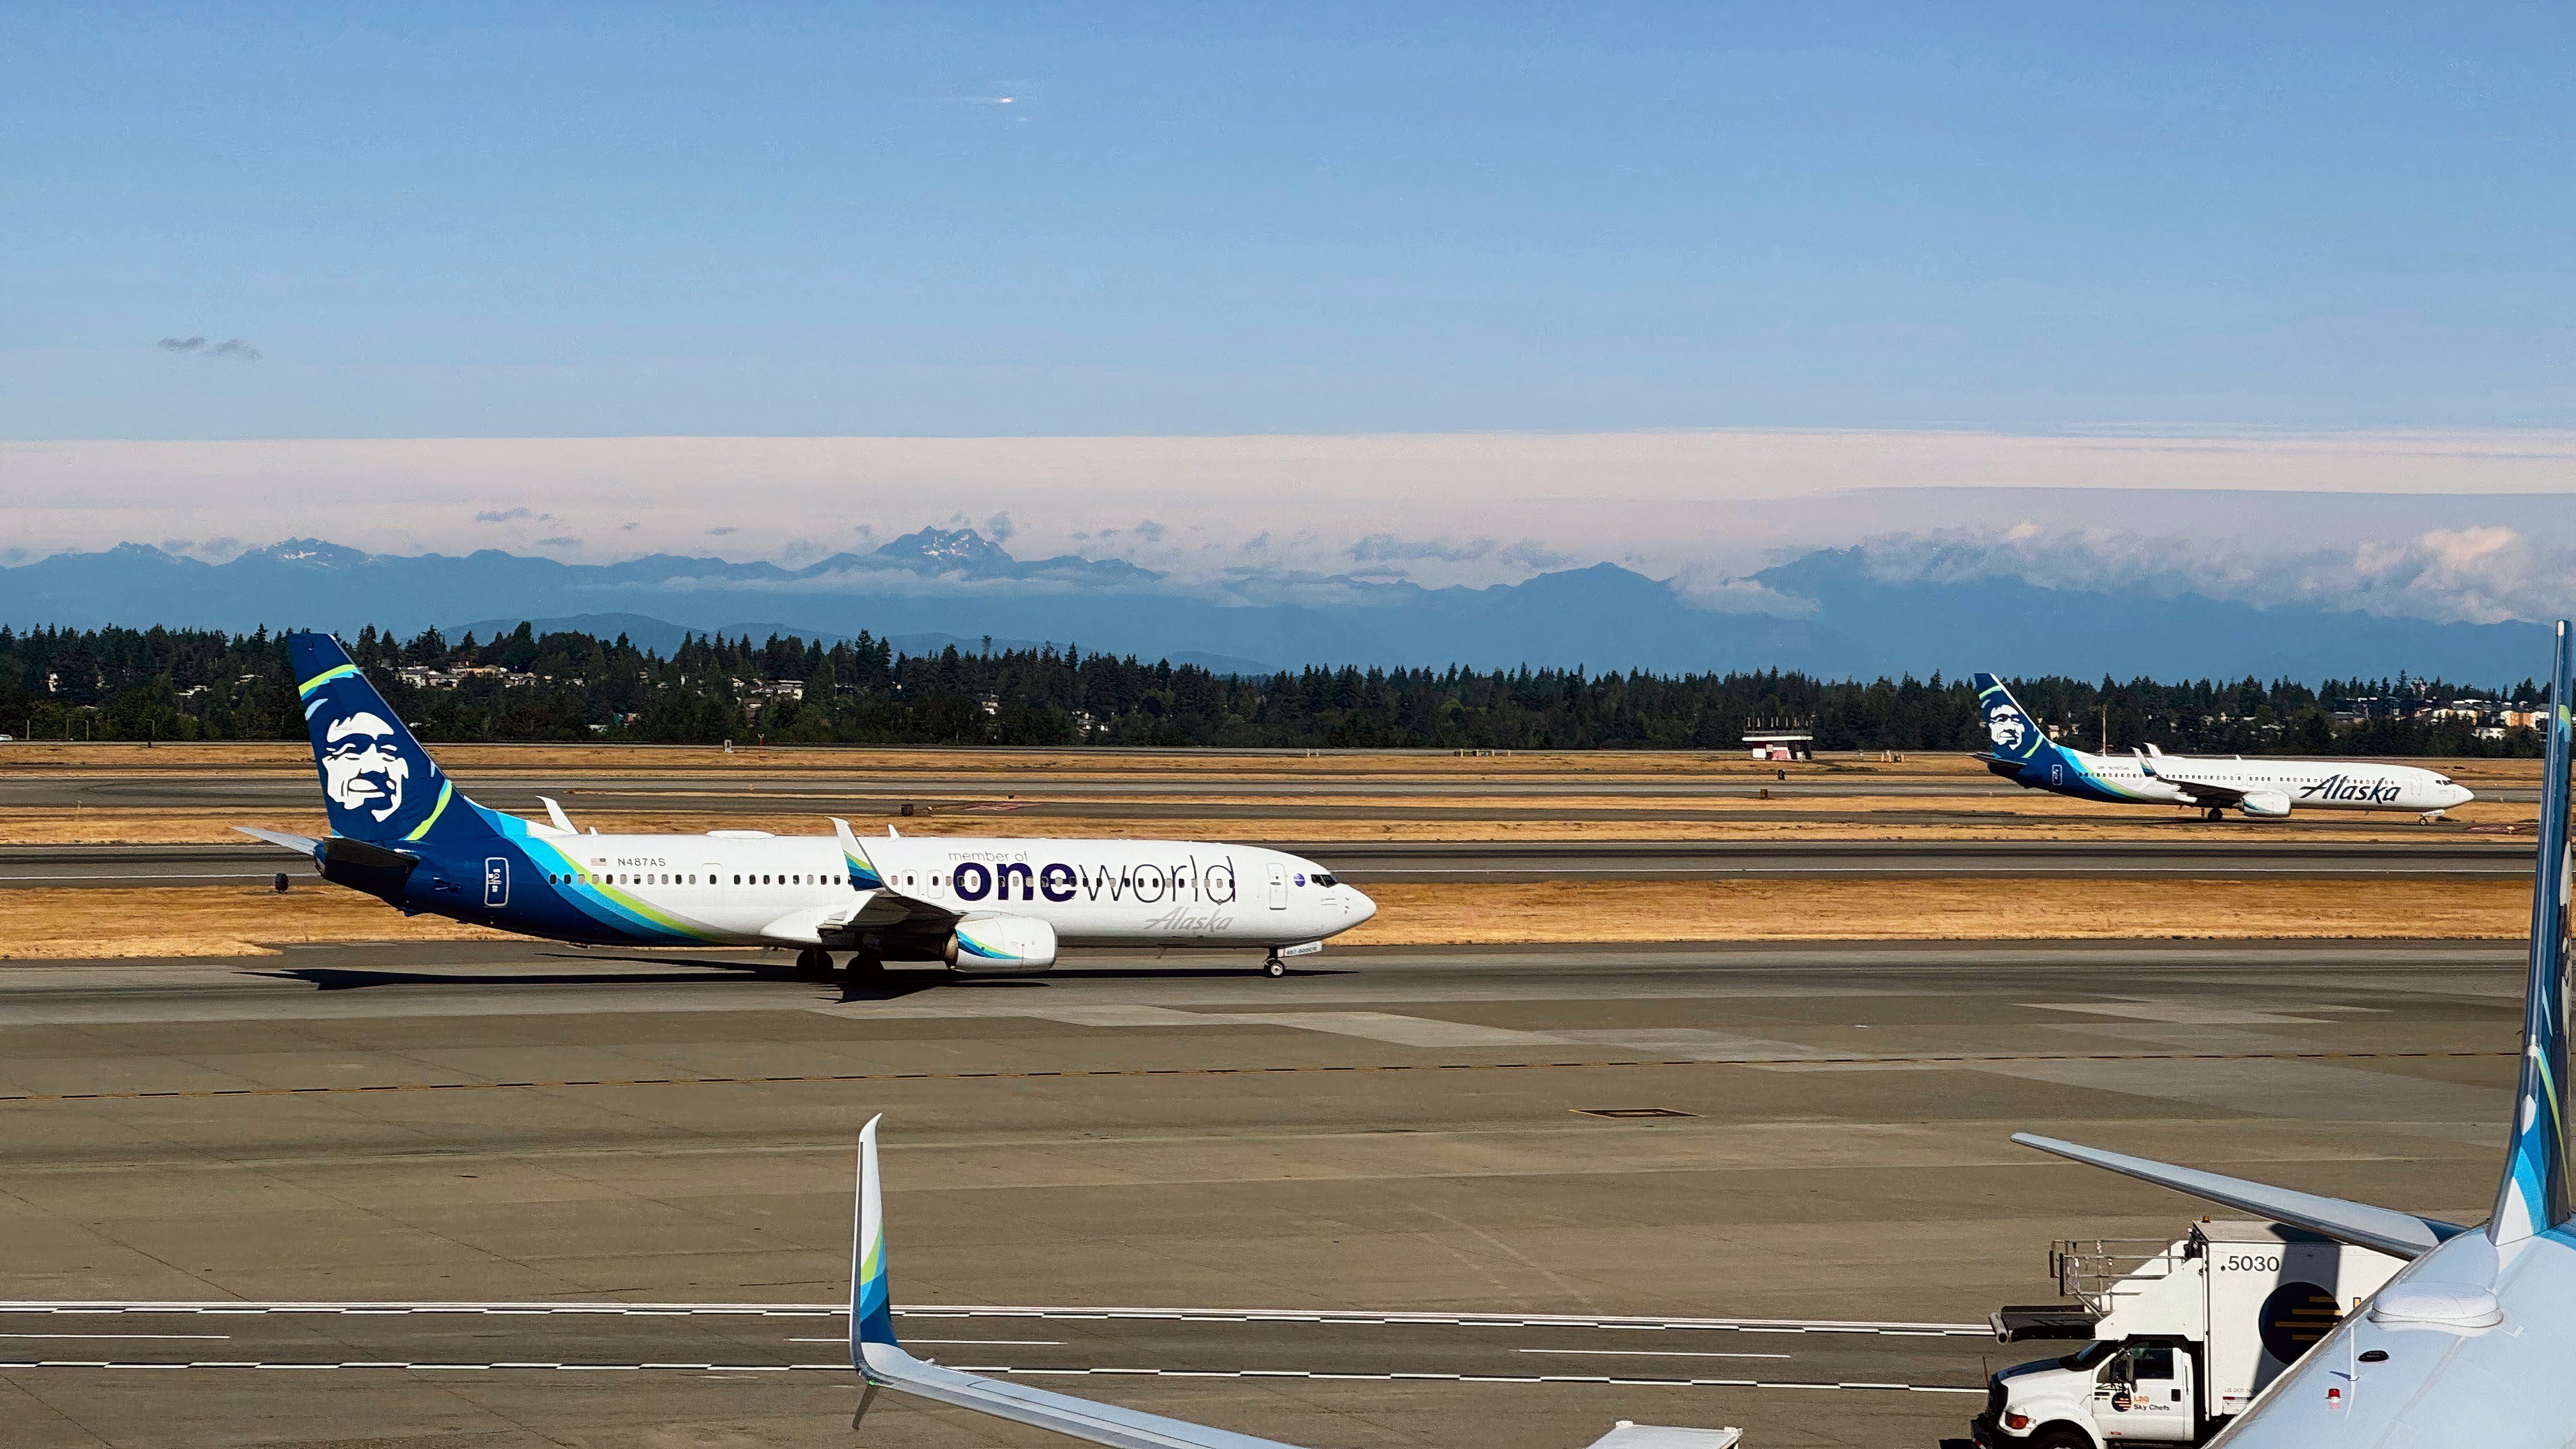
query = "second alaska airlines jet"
(1973, 673, 2474, 822)
(241, 633, 1375, 980)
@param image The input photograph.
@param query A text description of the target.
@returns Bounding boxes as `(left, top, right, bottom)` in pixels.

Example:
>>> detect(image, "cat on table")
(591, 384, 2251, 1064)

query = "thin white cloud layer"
(1846, 523, 2576, 627)
(5, 429, 2575, 612)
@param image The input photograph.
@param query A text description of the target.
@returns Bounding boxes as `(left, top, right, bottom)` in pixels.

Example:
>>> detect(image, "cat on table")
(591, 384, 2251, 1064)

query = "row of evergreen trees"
(0, 622, 2543, 756)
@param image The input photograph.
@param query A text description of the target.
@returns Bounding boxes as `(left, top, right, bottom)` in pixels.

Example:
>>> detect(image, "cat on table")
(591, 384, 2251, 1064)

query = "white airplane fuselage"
(515, 829, 1372, 951)
(2011, 746, 2474, 815)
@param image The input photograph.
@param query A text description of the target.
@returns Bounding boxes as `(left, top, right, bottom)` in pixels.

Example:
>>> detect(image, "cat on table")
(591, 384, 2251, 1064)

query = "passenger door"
(2094, 1343, 2194, 1441)
(1268, 861, 1287, 910)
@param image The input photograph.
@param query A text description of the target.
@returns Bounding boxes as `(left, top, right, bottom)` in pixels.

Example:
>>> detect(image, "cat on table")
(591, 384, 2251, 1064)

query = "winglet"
(845, 1119, 1733, 1449)
(2492, 619, 2575, 1245)
(832, 817, 886, 890)
(852, 1114, 898, 1373)
(537, 796, 578, 836)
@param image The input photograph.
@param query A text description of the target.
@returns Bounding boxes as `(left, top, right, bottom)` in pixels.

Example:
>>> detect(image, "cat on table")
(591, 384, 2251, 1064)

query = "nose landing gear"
(1261, 952, 1287, 979)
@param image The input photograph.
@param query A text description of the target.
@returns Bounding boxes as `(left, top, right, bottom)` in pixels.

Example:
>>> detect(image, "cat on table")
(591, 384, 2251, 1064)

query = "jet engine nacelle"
(946, 912, 1058, 973)
(2239, 790, 2293, 818)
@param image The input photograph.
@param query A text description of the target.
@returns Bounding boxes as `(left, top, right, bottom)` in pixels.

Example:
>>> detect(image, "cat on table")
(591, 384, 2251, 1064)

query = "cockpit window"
(1312, 873, 1338, 887)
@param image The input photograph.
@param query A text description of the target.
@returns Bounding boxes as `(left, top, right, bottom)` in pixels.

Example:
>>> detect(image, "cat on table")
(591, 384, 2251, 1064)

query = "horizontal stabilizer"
(233, 826, 320, 854)
(2012, 1133, 2468, 1260)
(1584, 1425, 1743, 1449)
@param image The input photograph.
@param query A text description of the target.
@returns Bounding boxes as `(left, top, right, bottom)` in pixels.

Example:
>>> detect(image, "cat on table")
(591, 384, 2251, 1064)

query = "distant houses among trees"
(0, 620, 2546, 756)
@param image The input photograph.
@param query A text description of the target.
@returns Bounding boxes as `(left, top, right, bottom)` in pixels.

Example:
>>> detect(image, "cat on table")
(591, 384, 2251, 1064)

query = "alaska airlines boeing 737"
(1996, 622, 2576, 1448)
(240, 632, 1374, 980)
(1973, 673, 2474, 822)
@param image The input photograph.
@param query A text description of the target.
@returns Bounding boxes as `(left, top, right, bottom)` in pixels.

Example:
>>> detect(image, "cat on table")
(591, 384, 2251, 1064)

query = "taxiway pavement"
(0, 937, 2523, 1447)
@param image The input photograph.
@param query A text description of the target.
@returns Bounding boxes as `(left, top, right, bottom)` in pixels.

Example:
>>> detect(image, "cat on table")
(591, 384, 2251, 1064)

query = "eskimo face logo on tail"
(1986, 704, 2030, 755)
(321, 711, 410, 822)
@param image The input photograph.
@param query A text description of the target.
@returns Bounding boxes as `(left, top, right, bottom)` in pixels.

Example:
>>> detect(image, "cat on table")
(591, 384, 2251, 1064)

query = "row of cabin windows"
(542, 867, 1250, 891)
(542, 871, 891, 887)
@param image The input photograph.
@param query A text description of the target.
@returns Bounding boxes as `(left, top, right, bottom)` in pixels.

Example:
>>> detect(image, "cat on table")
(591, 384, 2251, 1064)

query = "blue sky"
(6, 3, 2573, 439)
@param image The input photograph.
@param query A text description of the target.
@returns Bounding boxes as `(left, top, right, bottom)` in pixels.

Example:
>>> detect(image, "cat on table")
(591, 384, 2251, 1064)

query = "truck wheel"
(2028, 1428, 2092, 1449)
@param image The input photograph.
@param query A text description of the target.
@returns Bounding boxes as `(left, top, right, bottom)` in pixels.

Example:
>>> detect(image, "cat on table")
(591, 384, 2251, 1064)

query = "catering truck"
(1970, 1220, 2405, 1446)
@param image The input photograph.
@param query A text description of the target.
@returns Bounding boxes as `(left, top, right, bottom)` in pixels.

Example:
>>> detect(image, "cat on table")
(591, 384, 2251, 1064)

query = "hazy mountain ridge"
(0, 532, 2549, 682)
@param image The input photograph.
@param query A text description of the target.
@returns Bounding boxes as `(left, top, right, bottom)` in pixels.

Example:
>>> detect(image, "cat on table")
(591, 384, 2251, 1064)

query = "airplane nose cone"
(2453, 785, 2477, 806)
(1348, 888, 1377, 924)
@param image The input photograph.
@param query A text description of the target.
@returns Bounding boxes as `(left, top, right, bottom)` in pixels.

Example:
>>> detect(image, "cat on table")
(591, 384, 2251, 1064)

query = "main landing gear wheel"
(1262, 954, 1287, 979)
(794, 946, 834, 981)
(842, 953, 888, 988)
(2205, 806, 2226, 822)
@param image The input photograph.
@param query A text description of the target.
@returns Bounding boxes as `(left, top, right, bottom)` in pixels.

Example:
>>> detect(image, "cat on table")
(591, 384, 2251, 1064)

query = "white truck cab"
(1972, 1221, 2404, 1447)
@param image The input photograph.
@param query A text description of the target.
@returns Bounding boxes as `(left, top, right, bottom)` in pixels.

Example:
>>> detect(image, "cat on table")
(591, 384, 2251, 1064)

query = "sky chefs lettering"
(948, 855, 1239, 905)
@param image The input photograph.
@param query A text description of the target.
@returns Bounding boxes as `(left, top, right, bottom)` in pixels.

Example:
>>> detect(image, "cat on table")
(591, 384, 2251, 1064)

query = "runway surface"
(0, 936, 2526, 1447)
(0, 837, 2534, 887)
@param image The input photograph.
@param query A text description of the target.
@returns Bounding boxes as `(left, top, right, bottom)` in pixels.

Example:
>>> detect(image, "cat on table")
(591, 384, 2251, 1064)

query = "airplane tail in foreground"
(1970, 673, 2053, 767)
(2492, 619, 2574, 1244)
(847, 1117, 1740, 1449)
(289, 631, 477, 848)
(2014, 620, 2576, 1256)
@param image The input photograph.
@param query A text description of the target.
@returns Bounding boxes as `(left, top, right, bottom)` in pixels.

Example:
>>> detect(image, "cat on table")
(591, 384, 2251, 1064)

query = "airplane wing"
(2012, 1133, 2469, 1261)
(2131, 751, 2248, 808)
(848, 1117, 1740, 1449)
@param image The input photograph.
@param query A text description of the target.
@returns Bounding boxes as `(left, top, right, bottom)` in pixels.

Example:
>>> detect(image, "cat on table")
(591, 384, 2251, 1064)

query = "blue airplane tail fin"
(289, 632, 473, 848)
(1970, 673, 2052, 767)
(2492, 620, 2575, 1245)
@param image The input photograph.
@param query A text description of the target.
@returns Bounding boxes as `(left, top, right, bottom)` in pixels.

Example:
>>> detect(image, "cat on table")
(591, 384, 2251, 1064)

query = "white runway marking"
(0, 1358, 1982, 1393)
(0, 1301, 1986, 1335)
(1518, 1347, 1791, 1360)
(0, 872, 280, 883)
(0, 1333, 231, 1340)
(788, 1337, 1064, 1346)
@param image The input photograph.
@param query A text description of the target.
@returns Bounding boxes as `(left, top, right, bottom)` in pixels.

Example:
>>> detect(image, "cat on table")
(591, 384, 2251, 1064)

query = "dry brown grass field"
(0, 746, 2534, 958)
(0, 802, 2534, 847)
(0, 876, 2528, 960)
